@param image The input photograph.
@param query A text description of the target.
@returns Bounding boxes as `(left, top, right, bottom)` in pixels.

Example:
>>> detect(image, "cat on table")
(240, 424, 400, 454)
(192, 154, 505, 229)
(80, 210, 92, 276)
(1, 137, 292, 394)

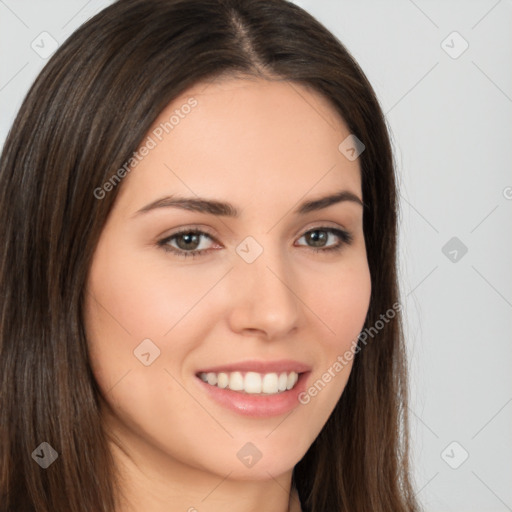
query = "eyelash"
(157, 226, 353, 259)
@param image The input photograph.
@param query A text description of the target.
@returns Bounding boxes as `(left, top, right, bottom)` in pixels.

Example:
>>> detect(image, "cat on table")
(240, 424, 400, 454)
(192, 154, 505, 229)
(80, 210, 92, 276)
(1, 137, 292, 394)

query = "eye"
(295, 227, 352, 253)
(157, 226, 353, 259)
(157, 229, 217, 258)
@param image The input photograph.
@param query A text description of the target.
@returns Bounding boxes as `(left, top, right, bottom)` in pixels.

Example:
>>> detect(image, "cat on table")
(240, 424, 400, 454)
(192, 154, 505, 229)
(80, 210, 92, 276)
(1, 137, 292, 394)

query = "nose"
(227, 246, 300, 341)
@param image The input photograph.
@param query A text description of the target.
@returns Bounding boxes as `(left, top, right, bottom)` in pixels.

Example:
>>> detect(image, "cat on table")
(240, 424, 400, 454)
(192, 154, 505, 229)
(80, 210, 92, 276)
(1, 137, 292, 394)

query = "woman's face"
(84, 77, 371, 483)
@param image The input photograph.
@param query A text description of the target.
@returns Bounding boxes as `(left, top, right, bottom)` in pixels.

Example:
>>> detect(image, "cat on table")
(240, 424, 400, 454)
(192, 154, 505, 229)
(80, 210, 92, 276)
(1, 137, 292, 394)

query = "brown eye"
(174, 232, 202, 251)
(158, 229, 216, 258)
(296, 227, 352, 252)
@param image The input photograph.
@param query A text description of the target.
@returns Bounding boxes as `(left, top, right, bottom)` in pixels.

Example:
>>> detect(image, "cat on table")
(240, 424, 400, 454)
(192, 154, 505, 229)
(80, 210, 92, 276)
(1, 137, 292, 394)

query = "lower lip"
(195, 373, 310, 418)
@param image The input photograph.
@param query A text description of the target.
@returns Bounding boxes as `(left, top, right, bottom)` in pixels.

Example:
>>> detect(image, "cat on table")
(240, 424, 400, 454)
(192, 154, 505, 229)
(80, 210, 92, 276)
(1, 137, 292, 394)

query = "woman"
(0, 0, 421, 511)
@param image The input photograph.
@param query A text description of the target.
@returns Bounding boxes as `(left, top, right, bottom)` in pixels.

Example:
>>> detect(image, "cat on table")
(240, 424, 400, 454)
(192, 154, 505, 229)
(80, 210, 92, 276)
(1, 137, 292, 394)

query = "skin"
(84, 76, 372, 512)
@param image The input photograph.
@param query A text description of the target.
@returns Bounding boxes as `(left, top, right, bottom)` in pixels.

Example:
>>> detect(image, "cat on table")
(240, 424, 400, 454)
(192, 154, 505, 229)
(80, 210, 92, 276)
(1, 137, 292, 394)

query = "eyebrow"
(133, 190, 364, 218)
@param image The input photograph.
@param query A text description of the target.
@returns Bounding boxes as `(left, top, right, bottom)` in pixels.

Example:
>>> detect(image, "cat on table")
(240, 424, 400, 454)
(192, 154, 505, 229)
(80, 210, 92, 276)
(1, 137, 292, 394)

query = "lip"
(194, 360, 311, 418)
(196, 359, 312, 374)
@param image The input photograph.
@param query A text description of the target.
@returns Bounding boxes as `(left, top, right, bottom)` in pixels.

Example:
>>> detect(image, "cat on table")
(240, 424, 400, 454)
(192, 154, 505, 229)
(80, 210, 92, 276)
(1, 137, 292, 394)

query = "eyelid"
(156, 224, 218, 242)
(296, 220, 349, 237)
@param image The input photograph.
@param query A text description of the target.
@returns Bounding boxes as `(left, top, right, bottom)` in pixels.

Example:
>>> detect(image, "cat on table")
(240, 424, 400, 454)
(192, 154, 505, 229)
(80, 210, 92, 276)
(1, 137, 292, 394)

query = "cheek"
(83, 247, 217, 452)
(311, 255, 372, 350)
(83, 241, 183, 389)
(83, 238, 230, 399)
(85, 242, 215, 341)
(296, 255, 371, 415)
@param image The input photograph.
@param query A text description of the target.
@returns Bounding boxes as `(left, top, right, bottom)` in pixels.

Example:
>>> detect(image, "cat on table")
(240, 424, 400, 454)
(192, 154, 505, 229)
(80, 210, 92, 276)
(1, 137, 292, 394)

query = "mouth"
(197, 370, 300, 395)
(194, 360, 311, 417)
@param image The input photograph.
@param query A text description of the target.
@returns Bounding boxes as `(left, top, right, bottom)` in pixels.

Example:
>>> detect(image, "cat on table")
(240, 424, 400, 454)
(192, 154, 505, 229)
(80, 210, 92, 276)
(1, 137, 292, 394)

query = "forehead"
(115, 77, 362, 214)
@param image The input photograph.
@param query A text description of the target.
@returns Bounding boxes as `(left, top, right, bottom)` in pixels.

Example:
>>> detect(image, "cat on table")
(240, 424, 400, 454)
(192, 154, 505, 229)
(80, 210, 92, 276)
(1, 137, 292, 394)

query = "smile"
(198, 371, 299, 394)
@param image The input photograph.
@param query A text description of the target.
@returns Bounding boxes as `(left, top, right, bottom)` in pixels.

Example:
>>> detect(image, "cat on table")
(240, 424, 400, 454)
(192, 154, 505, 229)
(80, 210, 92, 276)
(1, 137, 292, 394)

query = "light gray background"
(1, 1, 511, 510)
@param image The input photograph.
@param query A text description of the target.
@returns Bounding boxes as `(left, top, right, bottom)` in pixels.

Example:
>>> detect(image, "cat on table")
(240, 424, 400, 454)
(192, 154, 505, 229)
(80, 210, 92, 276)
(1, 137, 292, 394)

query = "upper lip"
(196, 359, 312, 375)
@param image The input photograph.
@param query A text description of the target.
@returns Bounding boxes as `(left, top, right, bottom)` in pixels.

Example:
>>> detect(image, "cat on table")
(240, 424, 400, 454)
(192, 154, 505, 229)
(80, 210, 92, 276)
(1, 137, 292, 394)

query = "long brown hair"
(0, 0, 421, 510)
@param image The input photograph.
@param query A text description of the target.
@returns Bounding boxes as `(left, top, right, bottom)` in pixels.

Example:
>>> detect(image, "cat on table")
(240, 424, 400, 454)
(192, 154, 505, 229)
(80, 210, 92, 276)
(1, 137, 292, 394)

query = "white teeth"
(262, 373, 278, 394)
(278, 372, 288, 391)
(244, 372, 262, 394)
(286, 372, 298, 390)
(229, 371, 244, 391)
(198, 370, 300, 394)
(217, 372, 229, 389)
